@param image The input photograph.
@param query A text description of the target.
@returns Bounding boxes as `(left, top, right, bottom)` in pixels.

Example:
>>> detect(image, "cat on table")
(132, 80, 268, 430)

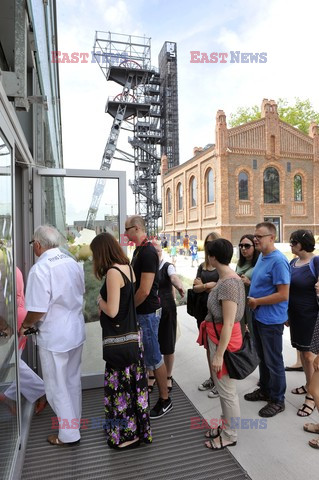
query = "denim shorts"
(137, 309, 164, 370)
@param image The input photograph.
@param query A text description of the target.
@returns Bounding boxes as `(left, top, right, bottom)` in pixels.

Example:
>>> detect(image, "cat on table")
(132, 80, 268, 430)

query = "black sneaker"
(150, 397, 173, 419)
(244, 388, 269, 402)
(207, 385, 219, 398)
(198, 378, 214, 391)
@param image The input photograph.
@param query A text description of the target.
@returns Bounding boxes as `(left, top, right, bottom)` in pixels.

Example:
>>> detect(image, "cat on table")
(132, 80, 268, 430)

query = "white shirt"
(25, 248, 86, 352)
(159, 259, 176, 277)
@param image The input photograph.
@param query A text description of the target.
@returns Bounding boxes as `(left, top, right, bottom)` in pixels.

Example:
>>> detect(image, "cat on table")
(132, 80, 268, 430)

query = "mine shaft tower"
(85, 31, 179, 235)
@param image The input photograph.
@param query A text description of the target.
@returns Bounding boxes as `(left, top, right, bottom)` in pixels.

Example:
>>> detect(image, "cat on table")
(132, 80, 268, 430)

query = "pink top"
(16, 267, 27, 350)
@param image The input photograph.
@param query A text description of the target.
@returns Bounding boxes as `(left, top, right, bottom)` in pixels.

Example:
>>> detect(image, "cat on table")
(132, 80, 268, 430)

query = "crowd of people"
(195, 223, 319, 450)
(1, 220, 319, 454)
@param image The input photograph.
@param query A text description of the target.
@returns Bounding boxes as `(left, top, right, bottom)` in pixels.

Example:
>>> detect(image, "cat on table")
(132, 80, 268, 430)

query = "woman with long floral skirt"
(90, 232, 152, 450)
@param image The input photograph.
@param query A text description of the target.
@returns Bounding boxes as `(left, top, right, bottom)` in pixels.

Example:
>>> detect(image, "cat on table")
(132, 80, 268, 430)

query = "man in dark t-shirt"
(132, 242, 160, 315)
(125, 216, 173, 419)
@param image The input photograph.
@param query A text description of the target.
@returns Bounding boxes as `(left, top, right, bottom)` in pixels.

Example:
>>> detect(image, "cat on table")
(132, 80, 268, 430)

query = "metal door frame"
(33, 168, 127, 388)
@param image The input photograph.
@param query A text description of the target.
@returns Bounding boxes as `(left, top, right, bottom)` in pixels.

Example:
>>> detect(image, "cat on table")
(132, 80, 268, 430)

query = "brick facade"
(161, 99, 319, 244)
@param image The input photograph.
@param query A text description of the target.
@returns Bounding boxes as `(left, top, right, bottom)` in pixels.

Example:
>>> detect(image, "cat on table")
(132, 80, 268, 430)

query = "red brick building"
(161, 99, 319, 244)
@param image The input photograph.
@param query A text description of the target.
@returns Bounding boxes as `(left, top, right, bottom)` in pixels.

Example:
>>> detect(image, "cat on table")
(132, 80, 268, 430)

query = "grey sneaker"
(208, 385, 219, 398)
(198, 378, 214, 391)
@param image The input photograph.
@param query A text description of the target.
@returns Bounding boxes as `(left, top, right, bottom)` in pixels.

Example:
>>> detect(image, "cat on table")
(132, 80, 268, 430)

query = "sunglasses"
(290, 240, 298, 246)
(253, 234, 272, 240)
(239, 243, 254, 249)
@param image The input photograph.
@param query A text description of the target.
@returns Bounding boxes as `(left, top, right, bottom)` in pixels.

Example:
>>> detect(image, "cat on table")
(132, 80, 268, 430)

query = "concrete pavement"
(173, 304, 319, 480)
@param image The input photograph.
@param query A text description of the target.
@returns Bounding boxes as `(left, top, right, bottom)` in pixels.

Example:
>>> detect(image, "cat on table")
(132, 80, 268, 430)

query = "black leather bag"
(212, 320, 260, 380)
(187, 289, 208, 322)
(187, 289, 197, 316)
(102, 267, 139, 369)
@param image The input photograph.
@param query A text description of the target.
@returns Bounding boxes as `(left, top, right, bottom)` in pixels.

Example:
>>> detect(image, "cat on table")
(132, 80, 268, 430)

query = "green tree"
(229, 98, 319, 134)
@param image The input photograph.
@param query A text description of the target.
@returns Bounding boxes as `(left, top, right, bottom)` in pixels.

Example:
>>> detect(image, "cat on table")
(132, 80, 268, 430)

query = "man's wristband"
(204, 283, 207, 290)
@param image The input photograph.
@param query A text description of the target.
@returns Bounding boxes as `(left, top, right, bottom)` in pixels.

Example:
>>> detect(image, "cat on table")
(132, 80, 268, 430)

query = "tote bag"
(212, 319, 259, 380)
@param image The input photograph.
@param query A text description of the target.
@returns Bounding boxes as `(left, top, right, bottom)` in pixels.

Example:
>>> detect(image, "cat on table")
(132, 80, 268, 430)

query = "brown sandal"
(291, 385, 307, 395)
(47, 434, 80, 447)
(308, 438, 319, 449)
(304, 423, 319, 434)
(297, 396, 315, 417)
(205, 425, 222, 439)
(205, 434, 237, 450)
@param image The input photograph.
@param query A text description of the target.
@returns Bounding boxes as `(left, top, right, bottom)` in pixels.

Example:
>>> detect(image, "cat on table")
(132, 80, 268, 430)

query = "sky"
(55, 0, 319, 217)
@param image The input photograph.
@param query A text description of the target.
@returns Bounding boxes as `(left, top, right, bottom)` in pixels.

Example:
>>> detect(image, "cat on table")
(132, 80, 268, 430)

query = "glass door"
(33, 168, 127, 389)
(0, 128, 20, 479)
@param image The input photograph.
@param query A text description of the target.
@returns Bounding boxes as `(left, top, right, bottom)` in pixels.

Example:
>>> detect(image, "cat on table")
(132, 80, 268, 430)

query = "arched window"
(190, 176, 197, 207)
(263, 167, 280, 203)
(177, 183, 183, 210)
(206, 169, 214, 203)
(238, 171, 248, 200)
(166, 188, 172, 213)
(294, 174, 303, 201)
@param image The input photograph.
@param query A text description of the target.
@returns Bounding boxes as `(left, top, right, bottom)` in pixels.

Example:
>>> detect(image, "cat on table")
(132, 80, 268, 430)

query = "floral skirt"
(104, 348, 152, 446)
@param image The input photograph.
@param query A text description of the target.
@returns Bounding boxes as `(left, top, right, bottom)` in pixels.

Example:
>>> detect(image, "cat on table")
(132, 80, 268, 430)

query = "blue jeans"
(252, 316, 286, 404)
(137, 310, 163, 370)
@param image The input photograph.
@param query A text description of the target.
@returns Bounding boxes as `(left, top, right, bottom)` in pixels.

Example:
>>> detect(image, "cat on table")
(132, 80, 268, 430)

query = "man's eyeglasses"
(254, 234, 272, 240)
(125, 225, 136, 231)
(29, 240, 35, 245)
(239, 243, 254, 249)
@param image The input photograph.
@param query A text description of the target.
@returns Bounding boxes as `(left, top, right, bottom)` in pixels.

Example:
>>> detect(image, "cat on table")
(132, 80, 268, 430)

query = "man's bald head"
(126, 215, 146, 232)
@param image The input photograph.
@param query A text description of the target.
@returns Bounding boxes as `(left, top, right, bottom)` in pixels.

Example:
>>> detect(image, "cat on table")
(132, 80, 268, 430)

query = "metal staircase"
(85, 32, 179, 234)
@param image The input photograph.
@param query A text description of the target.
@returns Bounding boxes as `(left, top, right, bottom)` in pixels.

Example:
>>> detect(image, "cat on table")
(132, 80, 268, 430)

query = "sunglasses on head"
(239, 243, 254, 249)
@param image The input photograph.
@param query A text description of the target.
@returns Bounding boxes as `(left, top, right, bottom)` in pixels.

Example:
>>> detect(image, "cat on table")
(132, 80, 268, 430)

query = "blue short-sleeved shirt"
(249, 249, 290, 325)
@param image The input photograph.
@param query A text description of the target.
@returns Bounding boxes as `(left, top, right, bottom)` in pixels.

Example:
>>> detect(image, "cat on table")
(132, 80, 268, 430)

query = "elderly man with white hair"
(20, 225, 86, 446)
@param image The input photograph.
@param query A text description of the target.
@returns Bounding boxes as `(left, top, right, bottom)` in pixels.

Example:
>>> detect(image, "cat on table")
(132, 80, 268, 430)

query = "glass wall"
(0, 131, 19, 479)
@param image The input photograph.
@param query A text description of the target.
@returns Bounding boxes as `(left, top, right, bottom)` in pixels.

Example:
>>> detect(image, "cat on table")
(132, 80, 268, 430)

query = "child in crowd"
(190, 240, 199, 267)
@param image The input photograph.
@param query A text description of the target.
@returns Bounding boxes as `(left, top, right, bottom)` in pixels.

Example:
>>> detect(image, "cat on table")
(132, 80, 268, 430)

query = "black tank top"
(99, 266, 134, 329)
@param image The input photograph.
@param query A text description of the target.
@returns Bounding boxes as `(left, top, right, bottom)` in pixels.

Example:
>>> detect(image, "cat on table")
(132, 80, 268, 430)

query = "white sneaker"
(208, 386, 219, 398)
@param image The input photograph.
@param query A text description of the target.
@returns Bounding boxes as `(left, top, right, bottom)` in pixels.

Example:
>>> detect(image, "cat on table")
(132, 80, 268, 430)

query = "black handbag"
(187, 289, 209, 322)
(102, 266, 140, 369)
(212, 318, 260, 380)
(187, 288, 197, 316)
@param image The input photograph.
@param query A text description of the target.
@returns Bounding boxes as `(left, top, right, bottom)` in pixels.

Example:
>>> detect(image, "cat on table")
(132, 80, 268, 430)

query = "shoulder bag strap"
(211, 316, 220, 341)
(128, 266, 138, 325)
(109, 265, 127, 282)
(128, 265, 134, 300)
(309, 256, 319, 279)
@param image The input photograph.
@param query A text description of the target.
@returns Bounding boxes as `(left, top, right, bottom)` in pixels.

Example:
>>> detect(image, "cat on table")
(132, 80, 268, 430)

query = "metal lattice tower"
(85, 32, 179, 234)
(159, 42, 179, 169)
